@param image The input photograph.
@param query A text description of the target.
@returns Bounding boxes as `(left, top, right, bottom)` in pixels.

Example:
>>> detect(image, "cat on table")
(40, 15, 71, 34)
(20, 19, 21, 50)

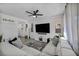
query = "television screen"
(35, 23, 50, 33)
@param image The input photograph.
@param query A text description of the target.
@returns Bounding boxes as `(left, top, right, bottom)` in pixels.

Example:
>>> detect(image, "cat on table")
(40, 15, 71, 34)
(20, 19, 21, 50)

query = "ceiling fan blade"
(28, 15, 33, 16)
(36, 14, 43, 16)
(25, 11, 33, 14)
(35, 10, 39, 13)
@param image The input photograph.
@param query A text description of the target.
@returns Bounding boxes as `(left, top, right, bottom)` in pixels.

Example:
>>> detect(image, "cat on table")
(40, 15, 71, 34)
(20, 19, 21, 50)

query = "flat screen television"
(35, 23, 50, 33)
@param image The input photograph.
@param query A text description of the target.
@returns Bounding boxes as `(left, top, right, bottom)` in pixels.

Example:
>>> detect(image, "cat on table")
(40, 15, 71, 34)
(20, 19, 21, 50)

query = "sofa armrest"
(56, 39, 76, 56)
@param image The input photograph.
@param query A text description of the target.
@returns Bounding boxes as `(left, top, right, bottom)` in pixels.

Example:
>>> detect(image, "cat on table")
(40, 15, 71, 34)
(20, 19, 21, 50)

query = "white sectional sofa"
(0, 42, 48, 56)
(42, 38, 76, 56)
(0, 37, 76, 56)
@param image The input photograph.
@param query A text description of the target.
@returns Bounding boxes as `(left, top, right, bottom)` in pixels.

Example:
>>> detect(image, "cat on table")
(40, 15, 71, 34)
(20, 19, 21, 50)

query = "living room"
(0, 3, 79, 56)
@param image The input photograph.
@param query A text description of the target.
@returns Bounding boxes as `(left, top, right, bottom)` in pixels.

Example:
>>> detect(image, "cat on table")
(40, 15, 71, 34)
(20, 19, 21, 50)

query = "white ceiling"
(0, 3, 66, 20)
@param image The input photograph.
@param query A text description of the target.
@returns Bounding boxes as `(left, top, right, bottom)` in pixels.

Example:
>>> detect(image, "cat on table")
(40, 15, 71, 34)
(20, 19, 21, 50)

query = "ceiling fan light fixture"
(33, 16, 36, 18)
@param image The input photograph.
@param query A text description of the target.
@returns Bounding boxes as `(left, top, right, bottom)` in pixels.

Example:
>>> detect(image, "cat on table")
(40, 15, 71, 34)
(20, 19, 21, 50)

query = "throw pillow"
(52, 36, 59, 47)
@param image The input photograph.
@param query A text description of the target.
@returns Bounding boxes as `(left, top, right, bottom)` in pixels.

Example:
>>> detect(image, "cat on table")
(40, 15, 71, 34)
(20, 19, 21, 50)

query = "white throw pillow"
(56, 40, 61, 56)
(12, 38, 23, 49)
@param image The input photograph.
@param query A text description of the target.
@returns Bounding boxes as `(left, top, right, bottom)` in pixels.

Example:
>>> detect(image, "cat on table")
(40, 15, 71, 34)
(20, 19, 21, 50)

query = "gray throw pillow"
(52, 36, 59, 47)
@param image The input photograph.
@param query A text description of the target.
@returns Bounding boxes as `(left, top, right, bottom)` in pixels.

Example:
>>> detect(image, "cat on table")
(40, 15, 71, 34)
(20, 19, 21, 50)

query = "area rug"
(26, 39, 47, 51)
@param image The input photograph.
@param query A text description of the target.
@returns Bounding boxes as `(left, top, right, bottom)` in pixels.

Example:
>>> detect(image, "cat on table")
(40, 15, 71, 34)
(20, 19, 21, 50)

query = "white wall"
(0, 13, 29, 42)
(64, 3, 78, 55)
(30, 15, 64, 42)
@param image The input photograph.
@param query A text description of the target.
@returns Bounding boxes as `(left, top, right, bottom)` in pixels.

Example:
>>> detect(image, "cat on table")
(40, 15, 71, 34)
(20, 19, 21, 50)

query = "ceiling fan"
(25, 10, 43, 18)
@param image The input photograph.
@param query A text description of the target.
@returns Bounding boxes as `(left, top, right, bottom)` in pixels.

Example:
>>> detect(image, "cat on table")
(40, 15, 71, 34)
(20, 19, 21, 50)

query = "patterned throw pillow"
(52, 36, 59, 47)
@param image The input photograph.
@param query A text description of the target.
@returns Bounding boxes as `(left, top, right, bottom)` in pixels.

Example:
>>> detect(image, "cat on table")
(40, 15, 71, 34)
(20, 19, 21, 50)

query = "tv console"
(37, 33, 47, 35)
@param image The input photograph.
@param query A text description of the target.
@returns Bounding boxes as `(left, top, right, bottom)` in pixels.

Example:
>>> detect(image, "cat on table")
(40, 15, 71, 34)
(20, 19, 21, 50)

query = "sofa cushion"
(0, 42, 31, 56)
(61, 48, 76, 56)
(60, 40, 72, 49)
(22, 45, 42, 56)
(42, 41, 56, 56)
(56, 39, 62, 56)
